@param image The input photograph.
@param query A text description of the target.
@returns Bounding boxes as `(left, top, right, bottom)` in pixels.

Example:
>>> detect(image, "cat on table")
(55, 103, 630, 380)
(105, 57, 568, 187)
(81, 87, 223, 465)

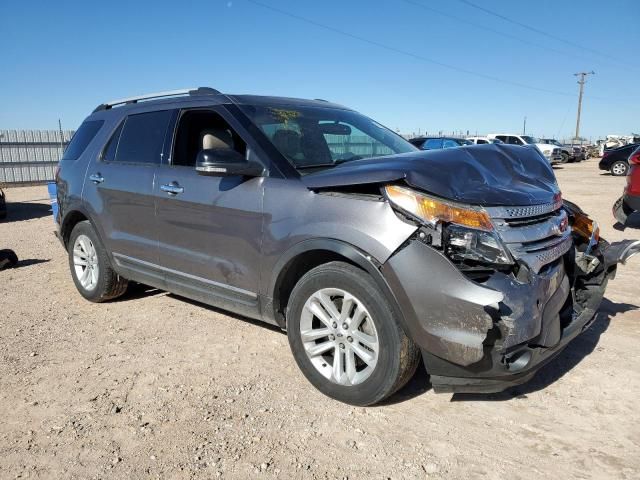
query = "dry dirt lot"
(1, 159, 639, 479)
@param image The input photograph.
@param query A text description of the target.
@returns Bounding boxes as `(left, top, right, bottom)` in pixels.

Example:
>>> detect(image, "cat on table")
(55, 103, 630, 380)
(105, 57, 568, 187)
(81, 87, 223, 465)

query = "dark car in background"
(408, 136, 472, 150)
(599, 143, 639, 176)
(613, 146, 640, 225)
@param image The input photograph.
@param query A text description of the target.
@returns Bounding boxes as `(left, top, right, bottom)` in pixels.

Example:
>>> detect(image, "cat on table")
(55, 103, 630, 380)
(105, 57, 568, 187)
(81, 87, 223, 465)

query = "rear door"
(153, 107, 264, 315)
(83, 110, 175, 279)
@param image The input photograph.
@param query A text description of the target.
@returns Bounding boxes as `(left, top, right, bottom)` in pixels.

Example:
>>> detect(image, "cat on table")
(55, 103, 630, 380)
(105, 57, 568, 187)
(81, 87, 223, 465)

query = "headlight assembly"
(385, 185, 513, 266)
(385, 185, 493, 230)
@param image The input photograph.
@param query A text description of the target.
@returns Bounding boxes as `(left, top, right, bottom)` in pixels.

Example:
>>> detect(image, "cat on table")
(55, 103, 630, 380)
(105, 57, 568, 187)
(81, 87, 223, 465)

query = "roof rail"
(93, 87, 222, 112)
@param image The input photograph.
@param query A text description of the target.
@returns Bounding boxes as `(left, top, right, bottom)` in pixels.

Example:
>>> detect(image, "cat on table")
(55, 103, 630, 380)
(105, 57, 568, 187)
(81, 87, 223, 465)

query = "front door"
(154, 107, 264, 316)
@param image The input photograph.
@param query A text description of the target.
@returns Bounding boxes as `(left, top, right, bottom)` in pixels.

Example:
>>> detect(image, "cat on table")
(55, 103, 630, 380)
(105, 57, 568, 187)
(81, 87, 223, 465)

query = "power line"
(403, 0, 597, 66)
(246, 0, 575, 98)
(455, 0, 627, 65)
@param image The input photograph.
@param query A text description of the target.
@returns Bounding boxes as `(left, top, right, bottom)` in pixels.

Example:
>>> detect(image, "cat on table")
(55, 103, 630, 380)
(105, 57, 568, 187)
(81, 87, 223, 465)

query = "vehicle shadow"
(109, 283, 284, 334)
(117, 282, 167, 301)
(1, 199, 52, 222)
(13, 258, 50, 268)
(166, 292, 285, 334)
(450, 297, 637, 402)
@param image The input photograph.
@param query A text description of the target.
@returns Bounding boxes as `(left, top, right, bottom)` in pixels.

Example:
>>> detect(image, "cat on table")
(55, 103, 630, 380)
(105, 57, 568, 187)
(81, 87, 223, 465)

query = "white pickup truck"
(487, 134, 565, 164)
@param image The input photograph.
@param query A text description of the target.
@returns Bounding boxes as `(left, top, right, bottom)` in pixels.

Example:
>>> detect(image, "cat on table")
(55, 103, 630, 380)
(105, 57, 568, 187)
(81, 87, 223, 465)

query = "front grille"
(489, 204, 572, 273)
(486, 198, 563, 219)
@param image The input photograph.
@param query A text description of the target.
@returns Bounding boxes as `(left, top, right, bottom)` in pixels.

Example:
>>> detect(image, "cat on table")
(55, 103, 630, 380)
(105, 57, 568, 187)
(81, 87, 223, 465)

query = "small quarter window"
(61, 120, 104, 160)
(102, 123, 124, 162)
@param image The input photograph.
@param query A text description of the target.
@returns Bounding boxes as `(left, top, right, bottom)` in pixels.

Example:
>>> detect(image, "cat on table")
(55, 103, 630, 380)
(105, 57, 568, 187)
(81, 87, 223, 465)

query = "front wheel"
(286, 261, 420, 406)
(68, 221, 128, 302)
(611, 161, 629, 176)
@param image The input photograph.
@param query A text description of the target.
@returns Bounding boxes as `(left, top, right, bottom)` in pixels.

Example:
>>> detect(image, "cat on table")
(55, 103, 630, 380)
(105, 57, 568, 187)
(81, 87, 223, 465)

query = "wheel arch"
(60, 206, 103, 248)
(268, 239, 407, 334)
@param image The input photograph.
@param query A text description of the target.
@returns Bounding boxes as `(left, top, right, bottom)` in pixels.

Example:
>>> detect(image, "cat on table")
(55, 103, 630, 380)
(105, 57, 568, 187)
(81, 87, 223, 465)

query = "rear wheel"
(286, 261, 420, 406)
(68, 221, 128, 302)
(611, 161, 629, 176)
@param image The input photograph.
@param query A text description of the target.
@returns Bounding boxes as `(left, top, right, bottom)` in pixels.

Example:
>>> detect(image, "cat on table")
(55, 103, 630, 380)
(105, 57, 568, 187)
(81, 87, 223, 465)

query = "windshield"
(521, 135, 540, 145)
(238, 104, 416, 171)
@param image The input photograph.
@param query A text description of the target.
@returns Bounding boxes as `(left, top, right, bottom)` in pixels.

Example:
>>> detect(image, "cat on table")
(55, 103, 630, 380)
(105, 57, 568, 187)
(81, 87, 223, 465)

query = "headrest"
(201, 128, 234, 150)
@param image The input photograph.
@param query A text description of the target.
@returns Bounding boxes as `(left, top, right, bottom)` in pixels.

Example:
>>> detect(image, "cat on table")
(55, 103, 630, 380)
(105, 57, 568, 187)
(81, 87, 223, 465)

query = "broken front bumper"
(381, 238, 640, 394)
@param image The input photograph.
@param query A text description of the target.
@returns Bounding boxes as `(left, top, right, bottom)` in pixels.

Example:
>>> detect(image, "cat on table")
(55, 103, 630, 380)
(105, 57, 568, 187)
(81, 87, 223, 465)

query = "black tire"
(562, 152, 571, 163)
(610, 161, 629, 176)
(286, 261, 420, 406)
(67, 221, 128, 302)
(0, 249, 18, 270)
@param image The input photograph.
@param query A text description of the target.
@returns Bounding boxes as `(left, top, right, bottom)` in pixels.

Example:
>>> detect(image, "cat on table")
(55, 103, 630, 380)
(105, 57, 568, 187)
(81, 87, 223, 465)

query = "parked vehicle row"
(538, 138, 586, 163)
(56, 87, 639, 405)
(409, 133, 565, 164)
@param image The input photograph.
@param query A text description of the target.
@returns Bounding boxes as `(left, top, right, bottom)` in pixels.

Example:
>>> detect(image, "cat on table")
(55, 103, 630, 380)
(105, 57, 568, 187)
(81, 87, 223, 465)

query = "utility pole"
(58, 119, 65, 155)
(523, 116, 527, 135)
(574, 71, 595, 141)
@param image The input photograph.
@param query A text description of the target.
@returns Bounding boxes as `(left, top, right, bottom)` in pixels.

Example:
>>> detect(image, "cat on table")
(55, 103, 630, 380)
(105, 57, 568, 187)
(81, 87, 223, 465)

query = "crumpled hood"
(302, 144, 560, 206)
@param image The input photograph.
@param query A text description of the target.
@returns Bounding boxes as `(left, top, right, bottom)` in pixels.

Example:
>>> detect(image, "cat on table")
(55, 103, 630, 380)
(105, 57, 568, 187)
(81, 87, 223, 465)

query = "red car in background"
(613, 146, 640, 225)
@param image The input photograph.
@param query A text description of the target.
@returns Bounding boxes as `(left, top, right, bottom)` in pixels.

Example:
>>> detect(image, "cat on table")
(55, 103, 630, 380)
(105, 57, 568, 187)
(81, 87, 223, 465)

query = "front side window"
(238, 104, 415, 172)
(172, 109, 247, 167)
(111, 110, 173, 164)
(61, 120, 104, 160)
(508, 136, 524, 145)
(520, 136, 539, 145)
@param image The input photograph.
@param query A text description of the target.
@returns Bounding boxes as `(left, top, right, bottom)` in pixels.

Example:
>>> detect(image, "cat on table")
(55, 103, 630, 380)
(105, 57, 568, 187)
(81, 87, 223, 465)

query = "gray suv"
(56, 87, 639, 405)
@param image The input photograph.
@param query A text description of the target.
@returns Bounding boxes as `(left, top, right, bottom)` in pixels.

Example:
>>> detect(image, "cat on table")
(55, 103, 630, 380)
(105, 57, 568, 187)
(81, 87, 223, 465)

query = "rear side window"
(61, 120, 104, 160)
(112, 110, 173, 164)
(424, 139, 443, 149)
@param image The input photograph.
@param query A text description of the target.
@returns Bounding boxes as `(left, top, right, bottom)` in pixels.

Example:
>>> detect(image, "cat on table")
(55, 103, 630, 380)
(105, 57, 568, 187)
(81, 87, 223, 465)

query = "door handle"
(89, 173, 104, 184)
(160, 183, 184, 195)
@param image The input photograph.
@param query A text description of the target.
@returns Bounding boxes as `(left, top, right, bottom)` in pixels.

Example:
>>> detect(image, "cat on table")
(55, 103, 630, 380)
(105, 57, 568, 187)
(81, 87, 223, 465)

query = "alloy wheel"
(299, 288, 379, 386)
(612, 162, 628, 176)
(73, 234, 99, 291)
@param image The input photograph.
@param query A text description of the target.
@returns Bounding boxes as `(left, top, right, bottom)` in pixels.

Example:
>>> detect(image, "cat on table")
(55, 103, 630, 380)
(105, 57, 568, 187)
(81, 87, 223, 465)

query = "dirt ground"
(1, 159, 639, 479)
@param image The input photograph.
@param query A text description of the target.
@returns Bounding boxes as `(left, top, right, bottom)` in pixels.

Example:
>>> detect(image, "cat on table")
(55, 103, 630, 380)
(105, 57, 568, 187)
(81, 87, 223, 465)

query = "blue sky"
(2, 0, 638, 140)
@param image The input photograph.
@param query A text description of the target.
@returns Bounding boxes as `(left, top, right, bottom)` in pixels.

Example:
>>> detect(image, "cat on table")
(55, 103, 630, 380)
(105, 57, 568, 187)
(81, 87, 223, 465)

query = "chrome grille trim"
(513, 235, 573, 273)
(489, 200, 572, 272)
(485, 199, 563, 219)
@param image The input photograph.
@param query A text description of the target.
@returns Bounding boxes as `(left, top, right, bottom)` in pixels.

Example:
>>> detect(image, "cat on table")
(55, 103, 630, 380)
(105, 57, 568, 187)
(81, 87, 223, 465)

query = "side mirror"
(196, 149, 263, 177)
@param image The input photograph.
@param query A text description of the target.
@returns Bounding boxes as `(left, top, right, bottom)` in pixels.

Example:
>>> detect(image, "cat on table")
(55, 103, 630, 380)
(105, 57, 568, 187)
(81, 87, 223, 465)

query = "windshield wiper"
(296, 158, 360, 170)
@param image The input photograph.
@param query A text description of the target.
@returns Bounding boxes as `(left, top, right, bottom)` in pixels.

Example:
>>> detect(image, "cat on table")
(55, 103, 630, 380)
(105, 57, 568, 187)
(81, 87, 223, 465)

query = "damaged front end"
(380, 187, 640, 394)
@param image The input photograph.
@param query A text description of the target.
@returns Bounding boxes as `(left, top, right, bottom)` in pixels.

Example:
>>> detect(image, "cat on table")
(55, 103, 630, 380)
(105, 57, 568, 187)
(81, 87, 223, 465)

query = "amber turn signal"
(385, 185, 493, 231)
